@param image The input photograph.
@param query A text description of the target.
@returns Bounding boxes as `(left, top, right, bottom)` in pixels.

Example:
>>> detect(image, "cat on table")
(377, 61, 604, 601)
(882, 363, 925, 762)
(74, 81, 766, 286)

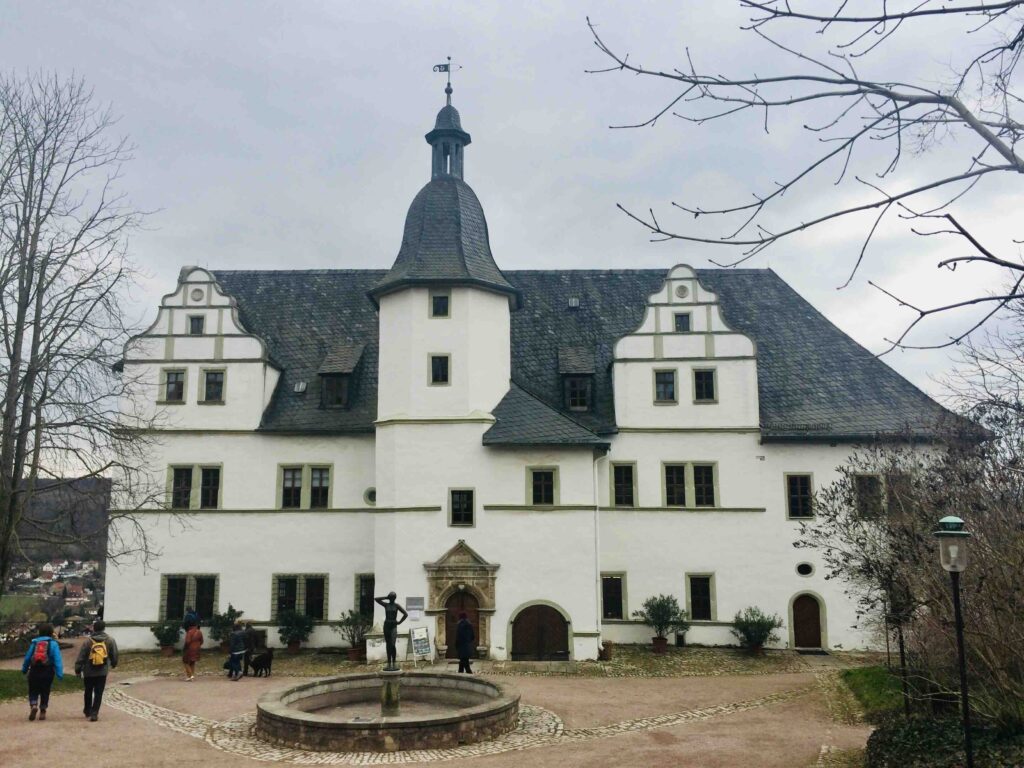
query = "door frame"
(788, 591, 827, 649)
(507, 600, 573, 661)
(443, 590, 481, 659)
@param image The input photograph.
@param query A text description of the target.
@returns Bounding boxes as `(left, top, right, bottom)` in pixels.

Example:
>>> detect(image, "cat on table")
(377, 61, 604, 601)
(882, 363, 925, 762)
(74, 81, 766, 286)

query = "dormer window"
(321, 375, 349, 408)
(564, 376, 592, 412)
(317, 344, 364, 410)
(557, 344, 595, 412)
(188, 316, 205, 335)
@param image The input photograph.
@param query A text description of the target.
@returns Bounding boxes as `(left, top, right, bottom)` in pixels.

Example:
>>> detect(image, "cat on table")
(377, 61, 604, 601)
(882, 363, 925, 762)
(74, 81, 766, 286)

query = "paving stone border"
(105, 678, 815, 764)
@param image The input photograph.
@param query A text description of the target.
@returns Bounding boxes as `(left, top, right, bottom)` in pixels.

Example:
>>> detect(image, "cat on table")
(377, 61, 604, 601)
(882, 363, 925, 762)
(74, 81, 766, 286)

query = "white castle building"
(105, 90, 951, 659)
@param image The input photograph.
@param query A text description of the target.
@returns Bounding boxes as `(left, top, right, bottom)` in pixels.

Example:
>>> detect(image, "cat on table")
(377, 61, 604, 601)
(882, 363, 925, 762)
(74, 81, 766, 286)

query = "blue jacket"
(22, 636, 64, 679)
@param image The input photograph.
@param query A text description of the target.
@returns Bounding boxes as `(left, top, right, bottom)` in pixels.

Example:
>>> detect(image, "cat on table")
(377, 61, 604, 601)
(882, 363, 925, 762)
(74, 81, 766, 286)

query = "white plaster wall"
(377, 287, 510, 420)
(598, 433, 872, 649)
(105, 511, 374, 649)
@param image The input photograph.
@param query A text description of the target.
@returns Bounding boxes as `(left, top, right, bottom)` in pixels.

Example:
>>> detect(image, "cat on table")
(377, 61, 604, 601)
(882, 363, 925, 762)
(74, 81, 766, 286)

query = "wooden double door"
(444, 592, 479, 659)
(511, 604, 569, 661)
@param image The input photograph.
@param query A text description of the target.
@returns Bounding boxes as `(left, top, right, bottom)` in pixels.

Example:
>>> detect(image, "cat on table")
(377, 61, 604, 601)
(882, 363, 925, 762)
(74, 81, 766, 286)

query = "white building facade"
(105, 94, 951, 658)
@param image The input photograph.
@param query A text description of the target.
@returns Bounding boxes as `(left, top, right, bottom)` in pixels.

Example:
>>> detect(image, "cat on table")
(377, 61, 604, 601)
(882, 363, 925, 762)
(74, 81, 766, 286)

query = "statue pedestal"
(379, 669, 404, 716)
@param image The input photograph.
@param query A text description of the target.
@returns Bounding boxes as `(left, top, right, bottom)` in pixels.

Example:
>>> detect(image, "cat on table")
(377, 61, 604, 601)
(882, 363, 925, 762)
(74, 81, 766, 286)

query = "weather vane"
(433, 56, 462, 105)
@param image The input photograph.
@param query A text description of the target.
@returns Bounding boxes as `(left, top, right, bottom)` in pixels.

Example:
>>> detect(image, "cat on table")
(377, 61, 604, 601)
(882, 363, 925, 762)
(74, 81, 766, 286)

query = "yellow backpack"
(88, 639, 108, 667)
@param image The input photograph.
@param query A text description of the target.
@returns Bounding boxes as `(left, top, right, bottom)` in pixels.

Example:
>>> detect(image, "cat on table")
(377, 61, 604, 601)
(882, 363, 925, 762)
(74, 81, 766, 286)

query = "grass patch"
(0, 669, 83, 703)
(0, 594, 42, 617)
(841, 666, 904, 722)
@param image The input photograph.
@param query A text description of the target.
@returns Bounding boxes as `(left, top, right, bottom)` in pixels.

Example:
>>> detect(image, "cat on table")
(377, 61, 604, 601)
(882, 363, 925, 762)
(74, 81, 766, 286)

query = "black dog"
(249, 647, 274, 677)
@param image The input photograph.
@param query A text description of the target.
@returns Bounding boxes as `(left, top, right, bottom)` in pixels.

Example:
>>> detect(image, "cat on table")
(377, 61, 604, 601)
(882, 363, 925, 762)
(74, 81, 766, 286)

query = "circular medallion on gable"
(190, 288, 205, 302)
(675, 284, 689, 299)
(796, 563, 814, 577)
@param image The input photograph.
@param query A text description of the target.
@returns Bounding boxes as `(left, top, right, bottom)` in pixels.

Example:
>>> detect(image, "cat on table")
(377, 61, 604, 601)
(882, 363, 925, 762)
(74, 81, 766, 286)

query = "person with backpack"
(74, 620, 119, 721)
(21, 623, 63, 721)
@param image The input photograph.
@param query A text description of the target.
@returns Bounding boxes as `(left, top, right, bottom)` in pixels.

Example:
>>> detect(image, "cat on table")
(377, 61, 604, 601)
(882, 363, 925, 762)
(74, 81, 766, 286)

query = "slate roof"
(557, 345, 596, 375)
(433, 105, 464, 132)
(211, 267, 956, 442)
(483, 383, 609, 448)
(369, 177, 518, 302)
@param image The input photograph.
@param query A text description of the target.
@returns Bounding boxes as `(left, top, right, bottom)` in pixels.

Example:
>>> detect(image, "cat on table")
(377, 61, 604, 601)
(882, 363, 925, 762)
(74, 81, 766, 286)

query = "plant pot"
(599, 641, 614, 661)
(286, 639, 301, 654)
(160, 645, 175, 657)
(651, 636, 669, 654)
(346, 647, 361, 661)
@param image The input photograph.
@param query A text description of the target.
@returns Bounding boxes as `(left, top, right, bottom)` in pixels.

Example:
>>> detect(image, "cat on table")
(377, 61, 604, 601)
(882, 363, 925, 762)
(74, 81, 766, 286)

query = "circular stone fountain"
(256, 671, 520, 753)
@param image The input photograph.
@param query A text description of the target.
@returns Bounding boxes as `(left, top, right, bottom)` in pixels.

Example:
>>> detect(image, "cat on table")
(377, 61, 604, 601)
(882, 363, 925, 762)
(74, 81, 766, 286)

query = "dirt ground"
(0, 644, 871, 767)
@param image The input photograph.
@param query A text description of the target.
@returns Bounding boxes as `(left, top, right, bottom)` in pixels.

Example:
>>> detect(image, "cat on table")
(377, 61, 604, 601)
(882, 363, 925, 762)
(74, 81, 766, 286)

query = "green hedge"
(841, 666, 905, 723)
(866, 717, 1024, 768)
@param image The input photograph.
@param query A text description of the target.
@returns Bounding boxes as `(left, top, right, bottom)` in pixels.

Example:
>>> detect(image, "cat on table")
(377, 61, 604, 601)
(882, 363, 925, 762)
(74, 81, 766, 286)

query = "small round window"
(190, 288, 205, 301)
(675, 284, 689, 299)
(796, 563, 814, 577)
(364, 488, 377, 506)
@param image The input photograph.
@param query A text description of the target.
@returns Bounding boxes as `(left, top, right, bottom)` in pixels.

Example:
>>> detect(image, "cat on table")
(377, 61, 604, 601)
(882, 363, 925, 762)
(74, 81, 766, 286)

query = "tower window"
(430, 290, 450, 318)
(430, 354, 450, 385)
(450, 489, 474, 527)
(281, 467, 302, 509)
(199, 467, 221, 509)
(693, 464, 716, 507)
(530, 468, 557, 506)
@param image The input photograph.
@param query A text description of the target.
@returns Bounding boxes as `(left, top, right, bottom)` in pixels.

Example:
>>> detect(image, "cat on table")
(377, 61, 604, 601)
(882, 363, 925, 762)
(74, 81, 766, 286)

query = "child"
(21, 623, 64, 721)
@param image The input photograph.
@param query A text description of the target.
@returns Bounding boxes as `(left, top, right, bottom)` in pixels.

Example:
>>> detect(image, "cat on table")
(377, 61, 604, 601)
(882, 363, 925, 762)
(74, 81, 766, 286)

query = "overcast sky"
(4, 1, 1021, 396)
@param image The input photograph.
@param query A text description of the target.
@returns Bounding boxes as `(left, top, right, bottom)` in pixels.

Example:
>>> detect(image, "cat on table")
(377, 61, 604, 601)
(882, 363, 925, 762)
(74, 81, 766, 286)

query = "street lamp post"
(934, 515, 974, 768)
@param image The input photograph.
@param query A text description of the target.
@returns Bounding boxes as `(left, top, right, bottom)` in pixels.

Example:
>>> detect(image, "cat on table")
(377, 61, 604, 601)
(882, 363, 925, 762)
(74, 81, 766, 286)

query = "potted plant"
(333, 609, 372, 661)
(150, 620, 181, 656)
(277, 609, 314, 654)
(210, 603, 244, 650)
(730, 606, 783, 654)
(633, 594, 690, 654)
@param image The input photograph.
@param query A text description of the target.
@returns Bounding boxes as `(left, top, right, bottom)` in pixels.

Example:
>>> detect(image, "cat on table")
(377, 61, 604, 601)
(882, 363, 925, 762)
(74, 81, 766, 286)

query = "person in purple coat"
(21, 623, 64, 721)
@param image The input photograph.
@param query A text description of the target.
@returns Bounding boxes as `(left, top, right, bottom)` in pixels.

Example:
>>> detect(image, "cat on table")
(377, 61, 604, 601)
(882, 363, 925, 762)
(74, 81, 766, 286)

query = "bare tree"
(0, 72, 161, 601)
(588, 1, 1024, 350)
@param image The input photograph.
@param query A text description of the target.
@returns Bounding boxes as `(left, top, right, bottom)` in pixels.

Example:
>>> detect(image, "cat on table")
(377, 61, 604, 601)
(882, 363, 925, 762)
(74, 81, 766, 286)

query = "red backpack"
(31, 639, 50, 667)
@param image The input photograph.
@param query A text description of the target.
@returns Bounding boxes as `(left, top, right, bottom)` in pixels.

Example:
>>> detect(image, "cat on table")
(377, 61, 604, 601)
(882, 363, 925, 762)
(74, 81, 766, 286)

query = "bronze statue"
(374, 592, 408, 670)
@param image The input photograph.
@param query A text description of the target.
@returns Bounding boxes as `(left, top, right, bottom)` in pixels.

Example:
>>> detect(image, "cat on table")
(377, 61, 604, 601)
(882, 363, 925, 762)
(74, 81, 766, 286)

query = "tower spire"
(426, 59, 471, 180)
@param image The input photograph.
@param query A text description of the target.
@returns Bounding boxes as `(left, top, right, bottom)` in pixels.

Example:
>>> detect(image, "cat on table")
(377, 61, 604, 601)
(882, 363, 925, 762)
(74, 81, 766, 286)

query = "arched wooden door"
(444, 592, 479, 659)
(793, 594, 823, 648)
(511, 604, 569, 661)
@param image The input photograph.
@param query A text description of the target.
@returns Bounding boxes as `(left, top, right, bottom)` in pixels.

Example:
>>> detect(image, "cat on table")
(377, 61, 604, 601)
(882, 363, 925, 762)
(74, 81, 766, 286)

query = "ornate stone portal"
(424, 540, 499, 657)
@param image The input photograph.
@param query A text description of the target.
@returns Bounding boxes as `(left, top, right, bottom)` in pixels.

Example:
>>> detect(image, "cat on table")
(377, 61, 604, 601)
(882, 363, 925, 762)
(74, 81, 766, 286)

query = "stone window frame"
(166, 464, 223, 510)
(276, 464, 334, 510)
(693, 368, 718, 404)
(653, 368, 678, 405)
(271, 573, 330, 622)
(685, 572, 717, 622)
(198, 367, 227, 405)
(526, 466, 560, 506)
(354, 573, 375, 618)
(428, 353, 451, 386)
(600, 571, 628, 620)
(785, 472, 815, 520)
(158, 367, 188, 405)
(673, 312, 692, 333)
(187, 314, 206, 336)
(609, 461, 638, 508)
(448, 487, 476, 528)
(159, 573, 219, 621)
(660, 461, 720, 509)
(692, 462, 718, 508)
(429, 288, 451, 319)
(853, 473, 884, 518)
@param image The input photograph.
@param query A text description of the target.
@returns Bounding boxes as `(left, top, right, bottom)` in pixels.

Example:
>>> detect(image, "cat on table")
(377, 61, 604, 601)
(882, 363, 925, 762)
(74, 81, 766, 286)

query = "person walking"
(242, 622, 257, 676)
(227, 622, 247, 681)
(74, 620, 118, 722)
(21, 623, 63, 721)
(182, 621, 203, 681)
(455, 612, 475, 674)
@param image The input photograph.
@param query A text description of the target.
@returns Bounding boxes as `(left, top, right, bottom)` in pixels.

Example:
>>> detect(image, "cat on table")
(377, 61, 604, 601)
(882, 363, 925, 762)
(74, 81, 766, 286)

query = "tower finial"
(434, 56, 460, 106)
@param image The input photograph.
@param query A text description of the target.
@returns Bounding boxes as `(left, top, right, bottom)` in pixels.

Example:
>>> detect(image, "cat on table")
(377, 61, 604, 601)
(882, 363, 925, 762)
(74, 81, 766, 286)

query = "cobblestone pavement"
(103, 679, 816, 764)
